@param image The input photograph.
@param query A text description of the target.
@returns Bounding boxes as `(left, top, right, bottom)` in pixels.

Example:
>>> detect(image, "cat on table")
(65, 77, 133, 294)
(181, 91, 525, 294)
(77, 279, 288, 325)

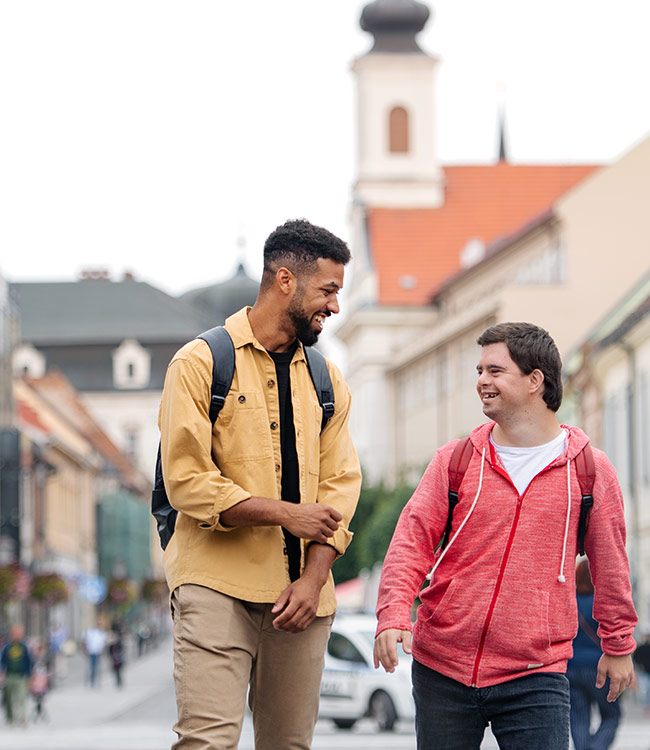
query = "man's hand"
(596, 653, 635, 702)
(272, 543, 337, 633)
(282, 503, 342, 543)
(271, 577, 321, 633)
(373, 628, 412, 673)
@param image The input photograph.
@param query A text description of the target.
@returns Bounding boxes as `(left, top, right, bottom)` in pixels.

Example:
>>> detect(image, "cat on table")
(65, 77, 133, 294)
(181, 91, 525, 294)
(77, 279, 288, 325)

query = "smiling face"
(476, 342, 539, 424)
(286, 257, 344, 346)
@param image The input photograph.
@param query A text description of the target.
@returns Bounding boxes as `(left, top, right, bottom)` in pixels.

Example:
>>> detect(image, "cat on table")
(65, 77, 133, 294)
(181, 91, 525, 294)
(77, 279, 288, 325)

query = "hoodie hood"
(469, 422, 591, 464)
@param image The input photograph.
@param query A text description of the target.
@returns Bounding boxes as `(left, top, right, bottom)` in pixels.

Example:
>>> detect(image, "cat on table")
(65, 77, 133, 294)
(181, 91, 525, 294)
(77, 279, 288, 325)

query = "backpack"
(442, 437, 595, 556)
(151, 326, 335, 550)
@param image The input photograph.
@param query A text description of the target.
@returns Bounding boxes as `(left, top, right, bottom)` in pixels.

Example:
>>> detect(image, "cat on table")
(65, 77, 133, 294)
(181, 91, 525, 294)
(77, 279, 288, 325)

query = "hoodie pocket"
(417, 577, 497, 657)
(482, 583, 552, 668)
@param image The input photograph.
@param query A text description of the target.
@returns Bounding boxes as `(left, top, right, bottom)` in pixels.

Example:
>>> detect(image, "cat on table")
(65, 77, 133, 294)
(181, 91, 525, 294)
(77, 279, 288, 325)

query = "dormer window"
(112, 339, 150, 389)
(389, 106, 409, 153)
(12, 344, 46, 379)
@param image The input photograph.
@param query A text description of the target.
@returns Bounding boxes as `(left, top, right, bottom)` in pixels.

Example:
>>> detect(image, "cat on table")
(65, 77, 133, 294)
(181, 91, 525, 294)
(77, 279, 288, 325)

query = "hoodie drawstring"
(426, 447, 486, 582)
(557, 458, 572, 583)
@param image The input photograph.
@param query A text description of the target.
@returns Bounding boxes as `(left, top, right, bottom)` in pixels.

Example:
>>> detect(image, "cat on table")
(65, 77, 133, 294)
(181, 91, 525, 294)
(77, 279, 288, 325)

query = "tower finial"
(360, 0, 431, 54)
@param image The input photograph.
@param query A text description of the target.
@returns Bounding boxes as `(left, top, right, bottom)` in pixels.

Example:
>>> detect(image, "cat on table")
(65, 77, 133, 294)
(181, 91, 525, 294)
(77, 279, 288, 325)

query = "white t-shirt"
(491, 429, 568, 496)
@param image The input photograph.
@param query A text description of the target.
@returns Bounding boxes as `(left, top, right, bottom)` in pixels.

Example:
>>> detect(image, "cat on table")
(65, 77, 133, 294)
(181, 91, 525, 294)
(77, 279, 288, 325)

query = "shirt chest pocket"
(214, 390, 273, 462)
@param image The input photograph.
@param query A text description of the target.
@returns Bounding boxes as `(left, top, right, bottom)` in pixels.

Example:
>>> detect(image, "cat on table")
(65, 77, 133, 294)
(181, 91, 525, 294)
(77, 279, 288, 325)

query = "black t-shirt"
(267, 343, 301, 582)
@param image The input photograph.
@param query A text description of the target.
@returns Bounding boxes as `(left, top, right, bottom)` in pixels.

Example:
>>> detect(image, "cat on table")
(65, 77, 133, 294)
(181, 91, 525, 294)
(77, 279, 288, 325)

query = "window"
(12, 344, 46, 378)
(514, 243, 567, 285)
(327, 633, 367, 664)
(389, 106, 409, 153)
(112, 339, 150, 389)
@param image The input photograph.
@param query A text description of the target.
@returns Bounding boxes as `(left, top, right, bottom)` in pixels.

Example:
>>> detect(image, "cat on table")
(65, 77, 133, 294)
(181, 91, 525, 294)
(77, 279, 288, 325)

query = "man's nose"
(327, 296, 340, 315)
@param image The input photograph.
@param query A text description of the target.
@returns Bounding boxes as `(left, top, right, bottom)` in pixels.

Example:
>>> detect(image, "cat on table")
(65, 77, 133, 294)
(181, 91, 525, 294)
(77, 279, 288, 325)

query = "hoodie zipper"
(470, 443, 562, 687)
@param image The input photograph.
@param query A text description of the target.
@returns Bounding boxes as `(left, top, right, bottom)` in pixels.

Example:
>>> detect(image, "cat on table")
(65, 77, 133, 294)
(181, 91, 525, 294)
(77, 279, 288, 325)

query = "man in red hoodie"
(374, 322, 637, 750)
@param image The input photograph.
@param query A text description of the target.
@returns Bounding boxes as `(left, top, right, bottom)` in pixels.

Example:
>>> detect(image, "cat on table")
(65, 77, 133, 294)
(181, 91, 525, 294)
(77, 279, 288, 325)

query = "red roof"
(367, 163, 599, 305)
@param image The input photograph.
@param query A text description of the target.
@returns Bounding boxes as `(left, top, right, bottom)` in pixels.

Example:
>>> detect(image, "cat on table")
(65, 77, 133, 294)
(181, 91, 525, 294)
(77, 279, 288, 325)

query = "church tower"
(352, 0, 443, 208)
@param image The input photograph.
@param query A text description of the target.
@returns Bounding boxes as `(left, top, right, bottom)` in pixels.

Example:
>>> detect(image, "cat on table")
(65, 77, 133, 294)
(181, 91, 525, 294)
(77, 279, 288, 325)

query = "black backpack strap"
(574, 443, 596, 556)
(303, 345, 335, 432)
(440, 437, 473, 550)
(196, 326, 235, 425)
(152, 326, 235, 550)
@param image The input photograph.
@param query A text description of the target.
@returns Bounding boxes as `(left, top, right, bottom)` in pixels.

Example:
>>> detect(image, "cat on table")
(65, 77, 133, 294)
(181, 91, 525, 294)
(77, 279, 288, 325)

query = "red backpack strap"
(441, 437, 473, 550)
(448, 437, 474, 493)
(574, 443, 596, 556)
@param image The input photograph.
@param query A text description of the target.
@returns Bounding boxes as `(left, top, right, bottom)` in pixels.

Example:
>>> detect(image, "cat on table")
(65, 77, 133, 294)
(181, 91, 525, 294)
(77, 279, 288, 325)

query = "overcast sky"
(1, 0, 649, 297)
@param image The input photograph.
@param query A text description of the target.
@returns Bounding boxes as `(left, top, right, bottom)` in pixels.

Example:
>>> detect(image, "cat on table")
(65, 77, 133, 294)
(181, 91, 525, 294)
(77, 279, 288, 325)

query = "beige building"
(563, 273, 650, 627)
(355, 131, 650, 486)
(338, 0, 600, 484)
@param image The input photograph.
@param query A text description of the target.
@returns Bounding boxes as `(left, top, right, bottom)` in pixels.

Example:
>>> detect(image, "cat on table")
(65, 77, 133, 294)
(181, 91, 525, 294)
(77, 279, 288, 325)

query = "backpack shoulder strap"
(441, 437, 474, 550)
(303, 345, 335, 432)
(196, 326, 235, 424)
(574, 442, 596, 556)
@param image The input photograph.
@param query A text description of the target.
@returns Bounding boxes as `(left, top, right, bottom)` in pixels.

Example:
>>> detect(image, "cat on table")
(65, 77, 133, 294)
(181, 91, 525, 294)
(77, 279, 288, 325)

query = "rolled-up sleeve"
(158, 346, 251, 530)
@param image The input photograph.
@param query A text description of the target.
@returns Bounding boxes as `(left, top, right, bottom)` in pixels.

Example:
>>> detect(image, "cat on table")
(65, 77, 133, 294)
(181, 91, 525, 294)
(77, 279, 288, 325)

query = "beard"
(287, 299, 321, 347)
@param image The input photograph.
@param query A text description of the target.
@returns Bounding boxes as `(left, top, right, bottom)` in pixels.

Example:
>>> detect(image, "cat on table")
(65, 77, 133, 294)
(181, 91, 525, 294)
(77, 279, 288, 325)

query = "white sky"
(1, 0, 649, 297)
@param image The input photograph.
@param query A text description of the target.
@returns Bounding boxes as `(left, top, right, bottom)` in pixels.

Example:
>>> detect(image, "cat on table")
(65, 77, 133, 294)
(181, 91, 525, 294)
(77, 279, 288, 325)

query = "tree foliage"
(333, 482, 414, 585)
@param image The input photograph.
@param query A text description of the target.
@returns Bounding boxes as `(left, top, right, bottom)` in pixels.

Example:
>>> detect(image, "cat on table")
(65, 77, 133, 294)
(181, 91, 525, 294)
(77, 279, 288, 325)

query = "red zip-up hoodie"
(376, 423, 637, 688)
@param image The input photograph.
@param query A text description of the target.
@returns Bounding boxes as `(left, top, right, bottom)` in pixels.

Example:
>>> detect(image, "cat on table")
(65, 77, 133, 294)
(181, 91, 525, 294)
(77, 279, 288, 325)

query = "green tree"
(332, 482, 414, 584)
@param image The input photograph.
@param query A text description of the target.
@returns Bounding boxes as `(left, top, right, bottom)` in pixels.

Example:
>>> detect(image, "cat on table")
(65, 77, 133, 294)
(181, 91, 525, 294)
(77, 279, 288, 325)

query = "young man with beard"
(373, 322, 637, 750)
(159, 219, 361, 750)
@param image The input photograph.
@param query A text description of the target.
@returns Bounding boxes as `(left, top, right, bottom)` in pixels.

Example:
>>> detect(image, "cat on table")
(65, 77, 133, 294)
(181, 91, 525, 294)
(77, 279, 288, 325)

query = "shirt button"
(267, 379, 275, 388)
(270, 421, 278, 430)
(283, 548, 288, 556)
(238, 395, 246, 403)
(275, 464, 281, 472)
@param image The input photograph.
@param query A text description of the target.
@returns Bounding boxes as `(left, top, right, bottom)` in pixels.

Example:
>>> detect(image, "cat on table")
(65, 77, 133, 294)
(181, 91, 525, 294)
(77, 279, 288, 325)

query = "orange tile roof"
(367, 163, 599, 306)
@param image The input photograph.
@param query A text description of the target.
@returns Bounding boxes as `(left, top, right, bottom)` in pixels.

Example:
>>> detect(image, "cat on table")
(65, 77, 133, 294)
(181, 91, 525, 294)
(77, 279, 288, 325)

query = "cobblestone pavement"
(0, 638, 648, 749)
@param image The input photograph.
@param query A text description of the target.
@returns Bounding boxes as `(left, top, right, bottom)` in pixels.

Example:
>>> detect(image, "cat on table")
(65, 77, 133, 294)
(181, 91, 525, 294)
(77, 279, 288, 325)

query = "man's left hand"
(596, 653, 635, 702)
(271, 577, 321, 633)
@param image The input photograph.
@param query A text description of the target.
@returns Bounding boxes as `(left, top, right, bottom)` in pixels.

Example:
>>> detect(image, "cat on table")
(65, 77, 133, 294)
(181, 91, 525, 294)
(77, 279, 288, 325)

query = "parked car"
(319, 613, 414, 731)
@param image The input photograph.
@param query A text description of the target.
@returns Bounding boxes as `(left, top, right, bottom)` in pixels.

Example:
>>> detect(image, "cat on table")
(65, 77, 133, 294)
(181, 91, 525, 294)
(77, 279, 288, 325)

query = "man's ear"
(529, 368, 545, 396)
(275, 267, 296, 296)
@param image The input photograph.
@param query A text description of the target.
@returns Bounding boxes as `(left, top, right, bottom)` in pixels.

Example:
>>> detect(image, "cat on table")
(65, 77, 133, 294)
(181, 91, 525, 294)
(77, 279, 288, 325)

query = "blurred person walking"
(82, 618, 107, 688)
(567, 559, 621, 750)
(158, 219, 361, 749)
(633, 628, 650, 715)
(108, 621, 125, 688)
(29, 643, 50, 722)
(0, 623, 33, 725)
(374, 322, 637, 750)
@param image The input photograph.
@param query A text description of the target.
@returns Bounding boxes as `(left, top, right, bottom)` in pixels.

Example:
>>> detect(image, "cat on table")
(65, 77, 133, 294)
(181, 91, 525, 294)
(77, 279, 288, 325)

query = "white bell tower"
(352, 0, 444, 209)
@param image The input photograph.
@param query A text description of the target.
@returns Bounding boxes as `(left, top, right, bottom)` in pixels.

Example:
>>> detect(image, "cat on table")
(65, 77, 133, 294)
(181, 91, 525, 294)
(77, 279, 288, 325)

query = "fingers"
(373, 629, 409, 673)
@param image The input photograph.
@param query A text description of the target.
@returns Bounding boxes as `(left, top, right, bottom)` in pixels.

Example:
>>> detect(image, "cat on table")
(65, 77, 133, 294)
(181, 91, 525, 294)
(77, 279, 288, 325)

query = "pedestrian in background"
(159, 219, 361, 749)
(0, 623, 33, 725)
(567, 559, 621, 750)
(82, 617, 107, 688)
(632, 627, 650, 715)
(29, 642, 50, 722)
(108, 621, 125, 688)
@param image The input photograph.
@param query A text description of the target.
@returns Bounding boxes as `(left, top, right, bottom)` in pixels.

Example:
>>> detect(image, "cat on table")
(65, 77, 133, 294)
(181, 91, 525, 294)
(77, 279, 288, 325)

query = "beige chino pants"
(171, 584, 333, 750)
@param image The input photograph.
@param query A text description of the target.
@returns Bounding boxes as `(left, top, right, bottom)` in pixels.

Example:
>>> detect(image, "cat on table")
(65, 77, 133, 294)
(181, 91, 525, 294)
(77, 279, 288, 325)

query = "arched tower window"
(389, 106, 409, 153)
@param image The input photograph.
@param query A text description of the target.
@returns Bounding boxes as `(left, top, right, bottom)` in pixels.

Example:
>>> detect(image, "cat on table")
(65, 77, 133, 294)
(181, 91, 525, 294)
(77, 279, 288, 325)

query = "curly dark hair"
(476, 322, 563, 412)
(261, 219, 350, 288)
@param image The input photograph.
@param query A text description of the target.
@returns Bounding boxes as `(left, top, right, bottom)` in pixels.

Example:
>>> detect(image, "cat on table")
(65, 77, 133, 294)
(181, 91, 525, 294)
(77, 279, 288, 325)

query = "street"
(0, 637, 648, 750)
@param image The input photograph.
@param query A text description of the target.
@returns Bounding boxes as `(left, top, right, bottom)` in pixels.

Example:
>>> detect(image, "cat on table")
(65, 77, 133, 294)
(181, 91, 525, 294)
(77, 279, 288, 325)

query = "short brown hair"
(477, 322, 563, 411)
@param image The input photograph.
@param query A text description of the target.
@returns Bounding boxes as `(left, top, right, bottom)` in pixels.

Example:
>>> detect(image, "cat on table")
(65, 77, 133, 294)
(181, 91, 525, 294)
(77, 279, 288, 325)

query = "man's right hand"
(373, 628, 412, 673)
(282, 503, 342, 543)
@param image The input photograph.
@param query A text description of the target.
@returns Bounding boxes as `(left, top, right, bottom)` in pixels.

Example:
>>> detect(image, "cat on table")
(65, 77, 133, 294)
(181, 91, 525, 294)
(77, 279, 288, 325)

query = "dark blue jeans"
(566, 666, 620, 750)
(412, 659, 570, 750)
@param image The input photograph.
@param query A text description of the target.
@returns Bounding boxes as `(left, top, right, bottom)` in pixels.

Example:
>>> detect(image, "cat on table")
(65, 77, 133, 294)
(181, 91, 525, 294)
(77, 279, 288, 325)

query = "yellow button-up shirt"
(158, 307, 361, 615)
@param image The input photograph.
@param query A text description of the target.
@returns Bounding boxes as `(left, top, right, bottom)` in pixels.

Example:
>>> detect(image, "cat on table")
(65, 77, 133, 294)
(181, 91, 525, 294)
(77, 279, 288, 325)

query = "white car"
(319, 613, 414, 731)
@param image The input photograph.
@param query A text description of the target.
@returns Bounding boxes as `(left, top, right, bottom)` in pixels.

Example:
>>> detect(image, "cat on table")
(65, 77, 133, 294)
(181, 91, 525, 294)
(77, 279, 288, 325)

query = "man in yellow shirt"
(159, 219, 361, 749)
